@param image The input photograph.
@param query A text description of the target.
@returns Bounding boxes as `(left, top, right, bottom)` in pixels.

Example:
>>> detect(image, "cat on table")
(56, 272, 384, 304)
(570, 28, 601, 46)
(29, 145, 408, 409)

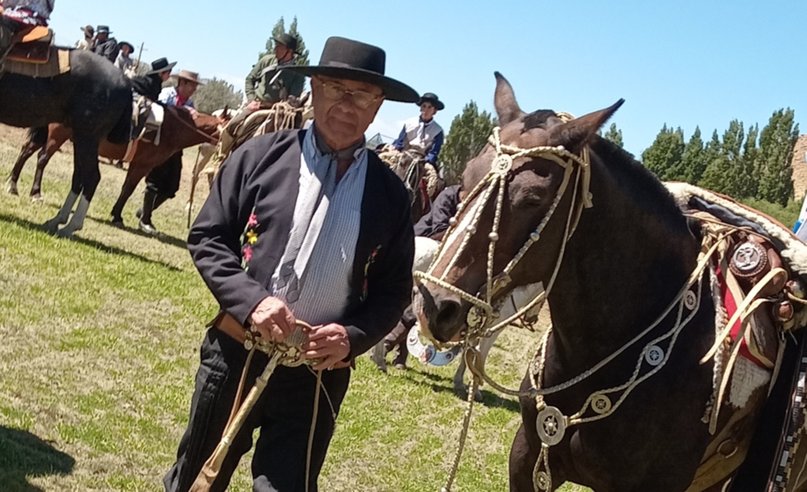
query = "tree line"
(439, 103, 800, 208)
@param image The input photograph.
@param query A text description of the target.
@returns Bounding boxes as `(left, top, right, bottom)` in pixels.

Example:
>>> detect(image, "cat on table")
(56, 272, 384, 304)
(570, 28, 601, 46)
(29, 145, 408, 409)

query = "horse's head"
(414, 72, 623, 344)
(191, 110, 223, 142)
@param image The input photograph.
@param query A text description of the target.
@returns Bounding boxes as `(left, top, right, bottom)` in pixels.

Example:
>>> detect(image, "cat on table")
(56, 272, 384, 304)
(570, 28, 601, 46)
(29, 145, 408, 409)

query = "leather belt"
(213, 312, 248, 345)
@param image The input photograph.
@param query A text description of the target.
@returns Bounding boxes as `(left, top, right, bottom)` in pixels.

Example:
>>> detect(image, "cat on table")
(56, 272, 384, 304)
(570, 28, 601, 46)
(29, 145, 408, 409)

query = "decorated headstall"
(414, 125, 593, 342)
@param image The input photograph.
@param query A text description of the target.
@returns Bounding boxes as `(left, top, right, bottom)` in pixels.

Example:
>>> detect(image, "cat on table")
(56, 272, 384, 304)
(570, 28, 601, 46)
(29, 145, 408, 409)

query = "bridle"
(414, 125, 592, 343)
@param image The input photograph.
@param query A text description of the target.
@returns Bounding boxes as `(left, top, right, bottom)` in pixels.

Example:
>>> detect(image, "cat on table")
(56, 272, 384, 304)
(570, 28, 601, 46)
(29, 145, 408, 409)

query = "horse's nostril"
(435, 299, 462, 332)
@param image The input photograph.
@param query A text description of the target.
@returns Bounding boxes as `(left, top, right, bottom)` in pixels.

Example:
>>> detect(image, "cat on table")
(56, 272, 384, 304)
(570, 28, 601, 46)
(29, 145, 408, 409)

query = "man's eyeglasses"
(316, 79, 384, 109)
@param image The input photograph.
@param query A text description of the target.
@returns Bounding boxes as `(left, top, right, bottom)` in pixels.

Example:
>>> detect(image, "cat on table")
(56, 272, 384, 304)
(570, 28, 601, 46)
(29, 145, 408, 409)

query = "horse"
(6, 106, 221, 226)
(0, 48, 131, 237)
(378, 147, 432, 225)
(413, 73, 807, 491)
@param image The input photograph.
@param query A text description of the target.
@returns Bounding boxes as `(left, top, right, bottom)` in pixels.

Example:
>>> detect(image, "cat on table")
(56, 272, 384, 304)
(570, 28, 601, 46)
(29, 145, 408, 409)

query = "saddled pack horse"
(7, 106, 221, 226)
(0, 48, 131, 237)
(413, 73, 807, 491)
(378, 148, 431, 224)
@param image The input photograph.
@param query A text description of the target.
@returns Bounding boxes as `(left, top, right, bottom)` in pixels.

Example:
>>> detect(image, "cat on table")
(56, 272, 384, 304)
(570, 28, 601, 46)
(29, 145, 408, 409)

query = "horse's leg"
(453, 331, 498, 402)
(55, 136, 100, 237)
(30, 130, 66, 201)
(6, 127, 44, 195)
(110, 162, 148, 226)
(509, 424, 542, 492)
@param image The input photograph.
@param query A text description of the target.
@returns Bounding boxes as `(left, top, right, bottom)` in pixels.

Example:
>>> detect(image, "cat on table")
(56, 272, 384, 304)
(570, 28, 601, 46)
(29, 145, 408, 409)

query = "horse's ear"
(494, 72, 525, 126)
(550, 99, 625, 151)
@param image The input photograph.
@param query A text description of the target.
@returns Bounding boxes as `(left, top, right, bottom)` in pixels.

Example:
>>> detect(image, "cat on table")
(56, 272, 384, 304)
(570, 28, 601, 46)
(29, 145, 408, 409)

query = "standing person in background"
(137, 69, 203, 236)
(92, 24, 118, 62)
(75, 24, 94, 50)
(0, 0, 54, 60)
(164, 36, 417, 492)
(114, 40, 134, 72)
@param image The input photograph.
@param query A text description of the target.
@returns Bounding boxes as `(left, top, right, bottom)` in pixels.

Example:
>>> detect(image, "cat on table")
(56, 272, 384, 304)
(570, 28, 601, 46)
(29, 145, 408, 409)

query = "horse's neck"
(547, 166, 700, 366)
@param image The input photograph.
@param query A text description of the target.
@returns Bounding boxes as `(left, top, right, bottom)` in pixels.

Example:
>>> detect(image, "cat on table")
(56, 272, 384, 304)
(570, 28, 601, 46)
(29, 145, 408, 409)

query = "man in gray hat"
(164, 35, 418, 492)
(75, 24, 94, 50)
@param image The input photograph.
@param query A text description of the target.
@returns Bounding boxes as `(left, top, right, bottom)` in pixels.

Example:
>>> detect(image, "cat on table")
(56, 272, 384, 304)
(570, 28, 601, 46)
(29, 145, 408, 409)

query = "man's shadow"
(0, 426, 75, 491)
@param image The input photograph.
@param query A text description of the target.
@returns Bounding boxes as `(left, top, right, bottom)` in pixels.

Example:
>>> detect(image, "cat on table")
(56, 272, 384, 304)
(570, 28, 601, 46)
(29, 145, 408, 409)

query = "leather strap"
(213, 312, 248, 345)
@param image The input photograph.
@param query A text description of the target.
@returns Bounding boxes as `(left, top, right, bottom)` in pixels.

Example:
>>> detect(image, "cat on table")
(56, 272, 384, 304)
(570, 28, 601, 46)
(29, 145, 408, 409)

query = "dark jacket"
(414, 184, 461, 239)
(188, 129, 415, 358)
(130, 73, 163, 101)
(94, 37, 119, 62)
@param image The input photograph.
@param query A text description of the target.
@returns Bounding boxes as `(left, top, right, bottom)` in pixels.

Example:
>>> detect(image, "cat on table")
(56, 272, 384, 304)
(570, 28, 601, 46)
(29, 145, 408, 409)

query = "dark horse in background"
(414, 73, 807, 490)
(7, 106, 221, 226)
(0, 48, 131, 237)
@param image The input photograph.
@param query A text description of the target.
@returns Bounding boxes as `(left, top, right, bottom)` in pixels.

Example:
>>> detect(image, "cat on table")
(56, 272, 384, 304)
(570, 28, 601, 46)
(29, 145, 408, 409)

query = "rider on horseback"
(392, 92, 445, 198)
(0, 0, 53, 63)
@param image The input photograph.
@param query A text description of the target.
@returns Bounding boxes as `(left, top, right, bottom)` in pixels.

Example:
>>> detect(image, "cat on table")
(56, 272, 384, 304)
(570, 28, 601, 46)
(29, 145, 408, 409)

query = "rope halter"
(414, 124, 593, 343)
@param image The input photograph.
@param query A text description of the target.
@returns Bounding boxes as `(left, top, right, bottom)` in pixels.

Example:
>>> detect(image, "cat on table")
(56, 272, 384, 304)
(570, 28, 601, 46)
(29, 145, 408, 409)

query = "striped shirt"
(269, 128, 368, 325)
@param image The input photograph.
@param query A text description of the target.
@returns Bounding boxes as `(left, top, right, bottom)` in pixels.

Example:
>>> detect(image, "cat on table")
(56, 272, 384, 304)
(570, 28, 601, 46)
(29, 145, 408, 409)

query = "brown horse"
(413, 73, 807, 490)
(7, 106, 221, 226)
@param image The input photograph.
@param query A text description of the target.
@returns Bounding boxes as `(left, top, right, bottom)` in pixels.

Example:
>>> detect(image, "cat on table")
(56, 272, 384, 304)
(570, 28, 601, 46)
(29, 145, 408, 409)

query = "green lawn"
(0, 125, 586, 491)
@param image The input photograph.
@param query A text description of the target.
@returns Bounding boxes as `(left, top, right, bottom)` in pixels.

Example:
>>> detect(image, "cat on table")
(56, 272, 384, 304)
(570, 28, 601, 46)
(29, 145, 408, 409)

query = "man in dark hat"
(164, 36, 418, 492)
(114, 40, 134, 72)
(130, 57, 175, 102)
(136, 69, 204, 236)
(92, 24, 119, 62)
(393, 92, 446, 172)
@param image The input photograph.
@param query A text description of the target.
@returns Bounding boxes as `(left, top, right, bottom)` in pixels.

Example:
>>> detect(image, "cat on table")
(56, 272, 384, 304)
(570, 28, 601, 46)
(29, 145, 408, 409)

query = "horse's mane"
(589, 135, 686, 226)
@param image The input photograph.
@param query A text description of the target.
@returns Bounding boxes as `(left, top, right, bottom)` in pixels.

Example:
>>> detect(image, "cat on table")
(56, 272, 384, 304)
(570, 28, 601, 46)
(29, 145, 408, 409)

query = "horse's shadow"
(396, 367, 521, 413)
(0, 426, 75, 491)
(0, 213, 183, 272)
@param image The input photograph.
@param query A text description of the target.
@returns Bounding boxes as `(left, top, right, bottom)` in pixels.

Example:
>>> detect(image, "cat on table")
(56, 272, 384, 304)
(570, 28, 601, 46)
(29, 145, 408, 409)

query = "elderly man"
(164, 36, 417, 491)
(137, 69, 203, 236)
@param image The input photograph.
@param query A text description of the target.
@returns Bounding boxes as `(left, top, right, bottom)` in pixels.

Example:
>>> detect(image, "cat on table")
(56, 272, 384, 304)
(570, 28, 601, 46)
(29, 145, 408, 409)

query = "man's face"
(274, 44, 292, 62)
(311, 76, 384, 150)
(420, 102, 437, 121)
(159, 70, 171, 82)
(178, 79, 199, 98)
(97, 32, 108, 42)
(121, 45, 132, 56)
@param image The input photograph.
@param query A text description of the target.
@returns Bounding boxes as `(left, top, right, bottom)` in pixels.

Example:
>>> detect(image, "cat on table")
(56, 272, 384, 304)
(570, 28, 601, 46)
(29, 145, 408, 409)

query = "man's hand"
(246, 100, 261, 112)
(304, 323, 351, 370)
(249, 296, 296, 342)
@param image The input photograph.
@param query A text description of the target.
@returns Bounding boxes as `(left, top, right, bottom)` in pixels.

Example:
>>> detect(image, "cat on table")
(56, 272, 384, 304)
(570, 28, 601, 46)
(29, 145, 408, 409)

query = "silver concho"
(492, 154, 514, 175)
(729, 241, 767, 278)
(684, 289, 697, 310)
(536, 406, 566, 446)
(535, 471, 551, 491)
(645, 345, 665, 366)
(244, 338, 254, 351)
(591, 394, 612, 415)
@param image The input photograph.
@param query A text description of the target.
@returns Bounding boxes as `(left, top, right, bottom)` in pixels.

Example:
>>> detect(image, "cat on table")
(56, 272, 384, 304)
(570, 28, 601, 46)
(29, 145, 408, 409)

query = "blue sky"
(50, 0, 805, 157)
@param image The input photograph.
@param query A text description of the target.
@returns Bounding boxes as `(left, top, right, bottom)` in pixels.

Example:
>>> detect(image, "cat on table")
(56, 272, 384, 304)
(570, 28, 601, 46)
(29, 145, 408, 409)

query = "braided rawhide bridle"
(414, 124, 592, 347)
(413, 124, 592, 491)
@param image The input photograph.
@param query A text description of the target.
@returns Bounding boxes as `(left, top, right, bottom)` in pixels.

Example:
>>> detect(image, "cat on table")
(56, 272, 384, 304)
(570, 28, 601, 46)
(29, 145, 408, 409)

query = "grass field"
(0, 125, 588, 492)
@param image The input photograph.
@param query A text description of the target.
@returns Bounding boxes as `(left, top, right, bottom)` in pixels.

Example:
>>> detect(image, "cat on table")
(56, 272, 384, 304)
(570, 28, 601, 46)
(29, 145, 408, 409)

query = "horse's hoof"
(110, 217, 124, 228)
(473, 389, 483, 402)
(30, 194, 43, 203)
(5, 179, 18, 195)
(42, 220, 60, 234)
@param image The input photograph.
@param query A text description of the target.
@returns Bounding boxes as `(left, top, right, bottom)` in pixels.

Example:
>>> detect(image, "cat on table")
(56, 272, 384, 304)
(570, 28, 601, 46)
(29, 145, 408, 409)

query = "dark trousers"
(146, 150, 183, 198)
(164, 327, 351, 492)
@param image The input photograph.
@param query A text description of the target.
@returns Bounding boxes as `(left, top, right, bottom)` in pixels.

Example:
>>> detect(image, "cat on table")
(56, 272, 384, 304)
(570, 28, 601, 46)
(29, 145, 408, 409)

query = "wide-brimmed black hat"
(118, 41, 134, 53)
(96, 25, 111, 34)
(283, 36, 418, 103)
(418, 92, 444, 111)
(273, 33, 299, 53)
(146, 57, 177, 75)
